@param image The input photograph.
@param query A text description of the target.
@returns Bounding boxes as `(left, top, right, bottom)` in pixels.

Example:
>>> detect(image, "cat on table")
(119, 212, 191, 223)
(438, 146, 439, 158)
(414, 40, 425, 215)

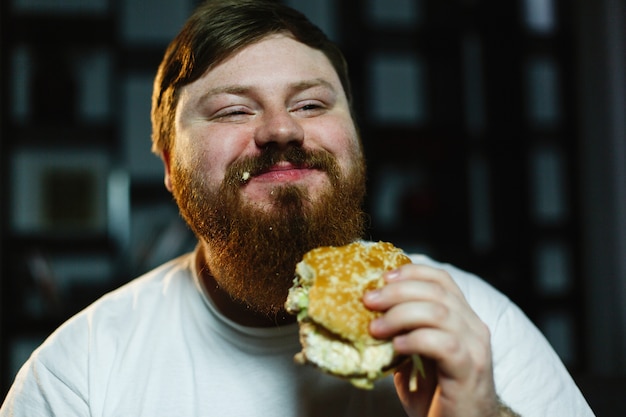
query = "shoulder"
(29, 252, 196, 371)
(407, 254, 594, 416)
(90, 252, 196, 314)
(406, 254, 513, 321)
(2, 253, 199, 414)
(404, 254, 542, 352)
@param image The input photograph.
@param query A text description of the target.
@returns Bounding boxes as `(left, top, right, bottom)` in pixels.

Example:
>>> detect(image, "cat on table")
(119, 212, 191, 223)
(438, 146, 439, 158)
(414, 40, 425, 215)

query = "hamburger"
(285, 241, 424, 390)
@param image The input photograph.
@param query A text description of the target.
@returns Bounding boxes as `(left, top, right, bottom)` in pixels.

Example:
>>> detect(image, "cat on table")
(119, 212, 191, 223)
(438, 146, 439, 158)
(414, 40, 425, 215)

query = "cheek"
(309, 115, 359, 150)
(318, 120, 362, 171)
(177, 127, 252, 184)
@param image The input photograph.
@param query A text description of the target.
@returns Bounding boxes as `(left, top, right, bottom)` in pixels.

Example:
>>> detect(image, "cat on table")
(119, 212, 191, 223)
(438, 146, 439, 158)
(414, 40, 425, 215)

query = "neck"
(194, 246, 296, 327)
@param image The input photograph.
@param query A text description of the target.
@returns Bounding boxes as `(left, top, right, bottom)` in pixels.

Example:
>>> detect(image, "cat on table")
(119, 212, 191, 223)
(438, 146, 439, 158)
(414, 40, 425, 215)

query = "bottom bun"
(295, 321, 406, 389)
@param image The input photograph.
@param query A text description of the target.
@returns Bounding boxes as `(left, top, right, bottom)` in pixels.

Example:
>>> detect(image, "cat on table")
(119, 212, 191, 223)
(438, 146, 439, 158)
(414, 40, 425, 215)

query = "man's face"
(164, 34, 366, 318)
(167, 34, 363, 211)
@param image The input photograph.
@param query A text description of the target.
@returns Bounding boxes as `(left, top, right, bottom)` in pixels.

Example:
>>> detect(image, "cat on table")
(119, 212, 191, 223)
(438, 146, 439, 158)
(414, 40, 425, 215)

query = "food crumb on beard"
(242, 171, 251, 182)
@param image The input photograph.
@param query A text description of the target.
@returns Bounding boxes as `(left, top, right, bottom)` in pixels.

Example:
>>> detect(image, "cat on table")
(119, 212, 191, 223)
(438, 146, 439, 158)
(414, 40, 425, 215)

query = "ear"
(162, 150, 173, 192)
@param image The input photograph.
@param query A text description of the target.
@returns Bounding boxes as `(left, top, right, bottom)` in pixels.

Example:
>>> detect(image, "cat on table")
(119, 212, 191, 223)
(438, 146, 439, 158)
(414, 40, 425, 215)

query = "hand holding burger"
(287, 241, 516, 417)
(363, 257, 516, 416)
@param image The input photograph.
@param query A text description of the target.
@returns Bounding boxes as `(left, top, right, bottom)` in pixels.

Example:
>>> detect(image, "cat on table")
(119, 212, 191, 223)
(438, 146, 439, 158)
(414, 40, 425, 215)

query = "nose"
(254, 108, 304, 149)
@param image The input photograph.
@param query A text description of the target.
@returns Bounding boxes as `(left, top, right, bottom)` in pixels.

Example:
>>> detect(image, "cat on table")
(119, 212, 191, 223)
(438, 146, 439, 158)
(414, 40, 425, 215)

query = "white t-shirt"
(1, 250, 595, 416)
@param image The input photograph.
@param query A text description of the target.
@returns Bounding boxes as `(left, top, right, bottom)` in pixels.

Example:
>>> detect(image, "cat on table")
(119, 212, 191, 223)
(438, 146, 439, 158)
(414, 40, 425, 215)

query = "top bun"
(302, 241, 412, 344)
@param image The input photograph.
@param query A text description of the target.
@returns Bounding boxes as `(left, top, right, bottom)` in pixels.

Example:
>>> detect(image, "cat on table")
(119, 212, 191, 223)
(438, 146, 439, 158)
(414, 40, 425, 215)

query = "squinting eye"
(295, 102, 325, 114)
(213, 107, 252, 121)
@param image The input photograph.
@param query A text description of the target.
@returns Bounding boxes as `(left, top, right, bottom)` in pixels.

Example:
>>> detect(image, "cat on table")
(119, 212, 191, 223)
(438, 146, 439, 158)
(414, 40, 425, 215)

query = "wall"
(575, 0, 626, 376)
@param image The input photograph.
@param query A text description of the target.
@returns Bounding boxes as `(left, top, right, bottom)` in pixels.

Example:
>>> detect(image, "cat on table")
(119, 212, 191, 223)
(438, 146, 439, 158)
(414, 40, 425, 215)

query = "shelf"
(7, 123, 116, 149)
(7, 15, 115, 45)
(4, 234, 116, 255)
(4, 279, 121, 335)
(120, 46, 167, 72)
(362, 126, 468, 164)
(131, 181, 172, 205)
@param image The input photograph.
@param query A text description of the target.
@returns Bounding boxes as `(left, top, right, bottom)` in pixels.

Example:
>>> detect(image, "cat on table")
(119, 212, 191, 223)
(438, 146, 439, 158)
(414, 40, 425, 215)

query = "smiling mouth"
(241, 162, 315, 184)
(232, 147, 337, 187)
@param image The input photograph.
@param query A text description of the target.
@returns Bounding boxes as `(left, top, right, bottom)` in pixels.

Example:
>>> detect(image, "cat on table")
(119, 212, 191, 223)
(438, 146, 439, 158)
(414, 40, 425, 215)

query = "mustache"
(224, 147, 340, 186)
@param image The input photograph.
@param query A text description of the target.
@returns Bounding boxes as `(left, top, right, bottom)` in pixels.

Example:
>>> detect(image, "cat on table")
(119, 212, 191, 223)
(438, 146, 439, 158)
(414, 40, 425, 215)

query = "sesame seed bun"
(285, 241, 412, 389)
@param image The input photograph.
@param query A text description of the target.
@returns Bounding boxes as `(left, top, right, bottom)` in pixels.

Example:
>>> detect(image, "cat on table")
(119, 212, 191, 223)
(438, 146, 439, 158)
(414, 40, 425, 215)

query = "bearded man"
(1, 1, 594, 416)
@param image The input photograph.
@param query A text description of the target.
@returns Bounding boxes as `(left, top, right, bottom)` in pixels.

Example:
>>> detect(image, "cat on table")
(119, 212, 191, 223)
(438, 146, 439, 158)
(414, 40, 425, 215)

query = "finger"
(369, 300, 456, 340)
(365, 273, 487, 338)
(363, 279, 452, 311)
(394, 328, 468, 380)
(385, 264, 466, 299)
(394, 326, 492, 381)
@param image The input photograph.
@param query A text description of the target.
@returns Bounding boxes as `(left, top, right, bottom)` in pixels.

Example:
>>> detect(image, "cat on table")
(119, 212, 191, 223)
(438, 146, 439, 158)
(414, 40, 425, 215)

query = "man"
(1, 1, 594, 416)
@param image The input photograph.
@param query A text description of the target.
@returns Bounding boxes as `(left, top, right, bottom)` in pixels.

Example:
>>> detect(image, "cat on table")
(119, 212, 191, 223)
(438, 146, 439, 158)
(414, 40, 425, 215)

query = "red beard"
(170, 146, 367, 318)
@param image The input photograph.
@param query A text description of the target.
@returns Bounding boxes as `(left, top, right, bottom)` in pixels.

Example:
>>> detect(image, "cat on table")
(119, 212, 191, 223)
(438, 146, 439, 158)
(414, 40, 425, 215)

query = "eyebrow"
(289, 78, 337, 93)
(198, 78, 337, 102)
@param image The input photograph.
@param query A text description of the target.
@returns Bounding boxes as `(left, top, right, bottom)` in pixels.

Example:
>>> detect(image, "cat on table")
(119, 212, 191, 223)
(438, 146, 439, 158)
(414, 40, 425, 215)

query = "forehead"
(189, 34, 344, 93)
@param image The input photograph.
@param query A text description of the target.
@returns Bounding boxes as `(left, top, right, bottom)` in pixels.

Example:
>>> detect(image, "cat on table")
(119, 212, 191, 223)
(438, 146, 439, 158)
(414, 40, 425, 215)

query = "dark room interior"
(1, 0, 624, 414)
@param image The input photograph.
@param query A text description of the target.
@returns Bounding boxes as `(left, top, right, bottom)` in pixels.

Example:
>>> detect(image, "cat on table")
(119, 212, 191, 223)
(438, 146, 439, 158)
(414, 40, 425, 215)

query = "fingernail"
(364, 289, 381, 302)
(370, 318, 384, 332)
(385, 269, 401, 280)
(394, 335, 408, 350)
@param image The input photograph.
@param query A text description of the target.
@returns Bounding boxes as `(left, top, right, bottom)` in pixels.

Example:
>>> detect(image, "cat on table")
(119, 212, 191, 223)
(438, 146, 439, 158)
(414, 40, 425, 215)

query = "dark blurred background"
(0, 0, 624, 414)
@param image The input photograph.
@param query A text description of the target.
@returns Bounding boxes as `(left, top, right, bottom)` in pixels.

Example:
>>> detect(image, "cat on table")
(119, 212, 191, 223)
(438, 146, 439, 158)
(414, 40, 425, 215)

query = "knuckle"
(435, 333, 461, 356)
(430, 282, 447, 300)
(430, 303, 449, 323)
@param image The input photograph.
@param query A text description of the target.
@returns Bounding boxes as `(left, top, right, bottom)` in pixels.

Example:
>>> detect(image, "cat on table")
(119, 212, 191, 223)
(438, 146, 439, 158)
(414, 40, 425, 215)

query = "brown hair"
(151, 0, 353, 156)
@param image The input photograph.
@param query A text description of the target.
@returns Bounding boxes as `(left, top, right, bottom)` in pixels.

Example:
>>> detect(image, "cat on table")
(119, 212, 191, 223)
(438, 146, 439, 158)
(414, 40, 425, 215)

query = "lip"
(253, 162, 316, 182)
(266, 161, 302, 171)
